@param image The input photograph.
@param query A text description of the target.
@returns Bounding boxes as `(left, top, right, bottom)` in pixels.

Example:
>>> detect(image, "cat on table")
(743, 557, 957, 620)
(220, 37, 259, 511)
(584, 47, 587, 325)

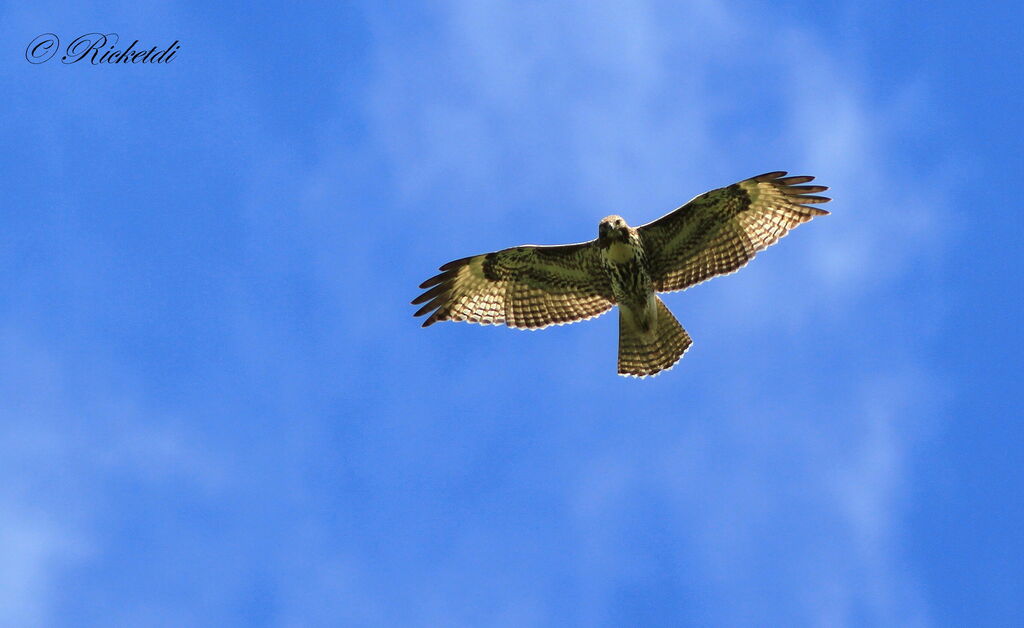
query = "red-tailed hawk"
(412, 171, 830, 377)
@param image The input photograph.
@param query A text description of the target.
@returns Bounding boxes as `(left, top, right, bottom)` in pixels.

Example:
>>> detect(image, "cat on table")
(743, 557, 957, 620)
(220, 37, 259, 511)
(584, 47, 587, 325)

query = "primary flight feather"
(412, 171, 830, 377)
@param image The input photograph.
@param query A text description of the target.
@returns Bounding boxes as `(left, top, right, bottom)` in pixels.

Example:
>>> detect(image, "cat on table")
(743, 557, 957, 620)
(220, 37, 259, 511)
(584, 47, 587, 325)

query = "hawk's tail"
(617, 297, 692, 378)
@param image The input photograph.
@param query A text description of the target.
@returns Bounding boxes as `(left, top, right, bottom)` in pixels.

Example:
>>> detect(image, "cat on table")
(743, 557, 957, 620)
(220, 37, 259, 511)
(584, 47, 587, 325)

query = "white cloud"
(0, 329, 229, 626)
(362, 1, 947, 625)
(0, 514, 89, 628)
(0, 0, 952, 625)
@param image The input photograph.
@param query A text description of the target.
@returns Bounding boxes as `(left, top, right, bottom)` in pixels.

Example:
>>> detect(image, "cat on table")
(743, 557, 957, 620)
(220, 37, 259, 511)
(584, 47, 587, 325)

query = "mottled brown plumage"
(413, 171, 830, 377)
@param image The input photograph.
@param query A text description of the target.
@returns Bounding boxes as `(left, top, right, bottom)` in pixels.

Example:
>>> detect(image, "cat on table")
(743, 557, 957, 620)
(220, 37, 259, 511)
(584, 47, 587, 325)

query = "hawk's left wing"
(638, 171, 830, 293)
(413, 241, 615, 329)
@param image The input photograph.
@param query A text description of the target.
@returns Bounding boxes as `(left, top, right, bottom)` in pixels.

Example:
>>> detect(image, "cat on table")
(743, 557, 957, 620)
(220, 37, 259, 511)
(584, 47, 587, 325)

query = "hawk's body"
(412, 171, 830, 377)
(600, 226, 652, 325)
(596, 218, 690, 375)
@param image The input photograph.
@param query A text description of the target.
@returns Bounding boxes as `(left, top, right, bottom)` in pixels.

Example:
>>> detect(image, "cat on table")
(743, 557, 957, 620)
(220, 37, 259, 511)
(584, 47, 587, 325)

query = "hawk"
(412, 171, 830, 377)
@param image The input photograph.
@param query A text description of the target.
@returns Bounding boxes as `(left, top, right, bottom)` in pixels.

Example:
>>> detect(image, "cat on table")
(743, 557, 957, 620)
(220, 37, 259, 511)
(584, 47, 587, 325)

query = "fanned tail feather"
(617, 297, 692, 377)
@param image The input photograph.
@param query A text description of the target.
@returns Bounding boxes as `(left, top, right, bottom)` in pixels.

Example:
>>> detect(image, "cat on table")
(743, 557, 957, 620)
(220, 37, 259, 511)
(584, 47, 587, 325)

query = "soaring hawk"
(412, 171, 830, 377)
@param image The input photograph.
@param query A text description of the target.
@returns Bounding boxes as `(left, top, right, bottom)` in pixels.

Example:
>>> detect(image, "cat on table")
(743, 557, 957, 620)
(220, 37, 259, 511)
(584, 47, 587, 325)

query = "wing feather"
(412, 241, 614, 329)
(638, 171, 830, 293)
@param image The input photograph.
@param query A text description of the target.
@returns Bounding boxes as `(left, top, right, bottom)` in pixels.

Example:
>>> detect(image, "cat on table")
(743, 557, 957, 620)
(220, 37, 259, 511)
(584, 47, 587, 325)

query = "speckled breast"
(602, 239, 653, 309)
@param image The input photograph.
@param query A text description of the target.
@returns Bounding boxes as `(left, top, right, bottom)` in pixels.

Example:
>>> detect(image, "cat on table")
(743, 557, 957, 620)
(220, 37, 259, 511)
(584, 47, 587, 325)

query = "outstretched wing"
(412, 241, 614, 329)
(638, 171, 830, 293)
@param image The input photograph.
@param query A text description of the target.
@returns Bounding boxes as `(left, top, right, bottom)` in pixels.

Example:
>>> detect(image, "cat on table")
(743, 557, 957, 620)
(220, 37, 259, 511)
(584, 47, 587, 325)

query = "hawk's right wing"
(638, 171, 830, 293)
(413, 241, 614, 329)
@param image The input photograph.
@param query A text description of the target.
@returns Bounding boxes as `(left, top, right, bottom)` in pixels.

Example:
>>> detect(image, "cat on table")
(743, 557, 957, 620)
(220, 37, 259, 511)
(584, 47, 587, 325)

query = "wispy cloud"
(0, 513, 88, 628)
(0, 330, 228, 626)
(1, 0, 953, 625)
(358, 1, 948, 625)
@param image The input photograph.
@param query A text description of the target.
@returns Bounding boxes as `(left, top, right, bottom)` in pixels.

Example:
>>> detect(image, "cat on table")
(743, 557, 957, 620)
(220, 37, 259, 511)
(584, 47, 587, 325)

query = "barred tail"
(617, 297, 692, 378)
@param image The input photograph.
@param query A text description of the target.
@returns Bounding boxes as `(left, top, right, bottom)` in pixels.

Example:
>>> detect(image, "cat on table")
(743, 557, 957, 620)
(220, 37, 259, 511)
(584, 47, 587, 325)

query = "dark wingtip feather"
(777, 175, 816, 185)
(771, 175, 831, 208)
(781, 184, 829, 195)
(792, 195, 831, 205)
(411, 281, 450, 305)
(754, 171, 788, 182)
(414, 292, 445, 317)
(419, 272, 448, 289)
(414, 256, 469, 323)
(438, 256, 472, 272)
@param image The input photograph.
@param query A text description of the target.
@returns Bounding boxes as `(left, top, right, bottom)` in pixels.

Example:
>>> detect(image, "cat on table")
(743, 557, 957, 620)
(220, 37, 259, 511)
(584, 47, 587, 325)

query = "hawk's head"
(598, 215, 631, 244)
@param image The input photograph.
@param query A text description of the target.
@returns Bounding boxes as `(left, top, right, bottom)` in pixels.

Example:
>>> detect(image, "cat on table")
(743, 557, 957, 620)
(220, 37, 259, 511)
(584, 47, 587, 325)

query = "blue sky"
(2, 1, 1022, 626)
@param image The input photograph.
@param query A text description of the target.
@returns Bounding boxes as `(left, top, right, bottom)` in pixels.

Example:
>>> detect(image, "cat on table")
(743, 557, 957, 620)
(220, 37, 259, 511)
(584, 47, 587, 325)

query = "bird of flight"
(412, 171, 830, 377)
